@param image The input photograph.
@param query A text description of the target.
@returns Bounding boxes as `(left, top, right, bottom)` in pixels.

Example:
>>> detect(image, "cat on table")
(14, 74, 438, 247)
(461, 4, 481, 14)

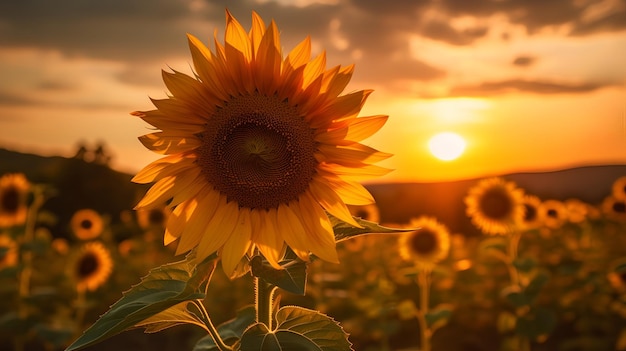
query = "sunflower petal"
(165, 199, 197, 245)
(320, 173, 375, 206)
(317, 115, 389, 145)
(138, 132, 200, 155)
(132, 154, 196, 184)
(317, 143, 393, 166)
(196, 199, 240, 261)
(175, 189, 221, 255)
(297, 192, 339, 263)
(284, 36, 311, 75)
(308, 176, 361, 228)
(276, 204, 310, 262)
(221, 208, 253, 276)
(253, 209, 285, 269)
(250, 11, 266, 55)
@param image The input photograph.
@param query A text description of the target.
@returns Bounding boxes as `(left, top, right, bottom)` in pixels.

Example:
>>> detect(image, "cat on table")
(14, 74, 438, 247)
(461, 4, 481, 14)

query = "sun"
(428, 132, 466, 161)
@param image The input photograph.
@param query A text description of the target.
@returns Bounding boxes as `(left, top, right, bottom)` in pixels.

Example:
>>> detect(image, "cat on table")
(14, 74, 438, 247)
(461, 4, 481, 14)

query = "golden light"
(428, 132, 466, 161)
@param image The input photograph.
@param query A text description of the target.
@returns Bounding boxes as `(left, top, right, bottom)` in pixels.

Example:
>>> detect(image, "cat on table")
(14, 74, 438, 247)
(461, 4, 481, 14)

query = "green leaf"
(425, 304, 453, 330)
(239, 306, 352, 351)
(330, 215, 409, 242)
(515, 307, 556, 340)
(66, 252, 217, 351)
(478, 236, 507, 253)
(134, 301, 206, 333)
(250, 255, 307, 295)
(501, 285, 528, 308)
(193, 305, 256, 351)
(512, 257, 537, 273)
(524, 270, 550, 303)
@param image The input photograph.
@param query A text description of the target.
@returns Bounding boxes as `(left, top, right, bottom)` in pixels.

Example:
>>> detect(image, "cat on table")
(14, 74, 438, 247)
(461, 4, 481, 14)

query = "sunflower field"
(1, 152, 626, 351)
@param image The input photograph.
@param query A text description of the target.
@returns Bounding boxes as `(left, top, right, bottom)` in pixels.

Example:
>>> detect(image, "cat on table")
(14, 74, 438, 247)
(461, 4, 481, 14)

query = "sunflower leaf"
(134, 301, 205, 334)
(239, 306, 352, 351)
(330, 215, 409, 242)
(250, 255, 308, 295)
(192, 305, 256, 351)
(66, 252, 217, 351)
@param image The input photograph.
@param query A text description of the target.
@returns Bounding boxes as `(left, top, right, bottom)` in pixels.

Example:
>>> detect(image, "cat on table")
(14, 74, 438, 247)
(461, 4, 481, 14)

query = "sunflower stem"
(507, 231, 521, 287)
(416, 267, 432, 351)
(255, 277, 278, 330)
(193, 300, 232, 351)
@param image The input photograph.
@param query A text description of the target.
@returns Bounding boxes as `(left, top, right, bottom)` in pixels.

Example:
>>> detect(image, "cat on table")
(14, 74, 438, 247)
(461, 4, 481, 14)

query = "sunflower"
(564, 198, 588, 224)
(607, 257, 626, 294)
(0, 173, 30, 227)
(70, 209, 104, 240)
(132, 10, 390, 276)
(539, 199, 568, 229)
(0, 234, 18, 269)
(612, 176, 626, 201)
(399, 216, 450, 268)
(464, 177, 524, 235)
(137, 207, 170, 229)
(602, 196, 626, 222)
(518, 194, 544, 230)
(72, 241, 113, 292)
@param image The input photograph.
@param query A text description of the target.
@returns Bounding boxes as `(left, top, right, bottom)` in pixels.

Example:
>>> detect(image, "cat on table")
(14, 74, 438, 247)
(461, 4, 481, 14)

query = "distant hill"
(1, 147, 625, 238)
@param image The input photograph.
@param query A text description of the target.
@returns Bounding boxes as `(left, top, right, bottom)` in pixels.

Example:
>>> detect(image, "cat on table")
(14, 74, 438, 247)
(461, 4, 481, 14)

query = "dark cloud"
(512, 55, 536, 67)
(448, 79, 611, 96)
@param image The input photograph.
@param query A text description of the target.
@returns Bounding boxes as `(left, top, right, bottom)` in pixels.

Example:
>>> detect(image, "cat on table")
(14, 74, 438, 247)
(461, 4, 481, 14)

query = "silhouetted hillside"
(2, 147, 625, 239)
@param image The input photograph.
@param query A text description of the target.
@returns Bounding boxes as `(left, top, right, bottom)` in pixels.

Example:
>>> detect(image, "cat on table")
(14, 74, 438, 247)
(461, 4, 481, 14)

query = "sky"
(0, 0, 625, 183)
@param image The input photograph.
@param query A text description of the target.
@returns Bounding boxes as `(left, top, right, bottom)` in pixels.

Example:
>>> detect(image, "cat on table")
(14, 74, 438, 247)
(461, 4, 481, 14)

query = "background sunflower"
(399, 216, 451, 268)
(0, 173, 30, 227)
(464, 177, 525, 235)
(72, 241, 113, 292)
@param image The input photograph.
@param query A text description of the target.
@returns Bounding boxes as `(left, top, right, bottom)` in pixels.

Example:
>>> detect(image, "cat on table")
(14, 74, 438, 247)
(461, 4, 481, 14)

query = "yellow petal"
(165, 199, 197, 245)
(138, 132, 200, 155)
(316, 115, 389, 145)
(319, 163, 393, 180)
(132, 154, 196, 184)
(175, 189, 221, 255)
(276, 204, 310, 262)
(253, 209, 284, 269)
(283, 36, 311, 75)
(225, 9, 252, 62)
(221, 208, 252, 277)
(319, 172, 375, 206)
(308, 176, 361, 228)
(308, 90, 372, 128)
(187, 34, 230, 101)
(323, 64, 354, 99)
(316, 143, 393, 166)
(255, 20, 281, 94)
(297, 193, 339, 263)
(135, 176, 176, 209)
(302, 51, 326, 89)
(161, 69, 214, 112)
(250, 11, 266, 57)
(196, 199, 240, 261)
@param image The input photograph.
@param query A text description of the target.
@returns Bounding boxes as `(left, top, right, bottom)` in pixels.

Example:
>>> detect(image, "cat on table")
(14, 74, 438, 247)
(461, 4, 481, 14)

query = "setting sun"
(428, 132, 466, 161)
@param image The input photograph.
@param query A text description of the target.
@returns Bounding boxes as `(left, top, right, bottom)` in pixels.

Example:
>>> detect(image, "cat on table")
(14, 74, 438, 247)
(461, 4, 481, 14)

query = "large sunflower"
(0, 173, 30, 227)
(132, 10, 390, 276)
(464, 177, 524, 235)
(72, 241, 113, 292)
(399, 216, 450, 268)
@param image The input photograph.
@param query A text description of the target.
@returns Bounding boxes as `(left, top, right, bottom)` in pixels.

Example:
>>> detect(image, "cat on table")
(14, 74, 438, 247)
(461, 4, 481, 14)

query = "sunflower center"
(479, 188, 512, 220)
(410, 230, 437, 255)
(80, 219, 93, 230)
(1, 187, 20, 213)
(355, 209, 369, 220)
(613, 201, 626, 213)
(523, 204, 537, 222)
(77, 254, 99, 278)
(547, 209, 558, 218)
(198, 94, 318, 210)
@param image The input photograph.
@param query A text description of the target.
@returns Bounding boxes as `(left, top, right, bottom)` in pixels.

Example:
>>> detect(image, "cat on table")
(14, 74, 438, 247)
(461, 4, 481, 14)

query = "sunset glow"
(0, 1, 624, 182)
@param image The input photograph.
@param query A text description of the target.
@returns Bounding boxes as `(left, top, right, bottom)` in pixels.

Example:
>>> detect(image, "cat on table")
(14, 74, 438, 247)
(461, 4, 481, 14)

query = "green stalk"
(255, 277, 278, 329)
(194, 300, 232, 351)
(416, 267, 432, 351)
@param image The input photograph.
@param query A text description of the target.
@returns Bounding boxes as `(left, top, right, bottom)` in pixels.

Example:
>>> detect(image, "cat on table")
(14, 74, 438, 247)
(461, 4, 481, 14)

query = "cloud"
(512, 55, 536, 67)
(447, 79, 612, 96)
